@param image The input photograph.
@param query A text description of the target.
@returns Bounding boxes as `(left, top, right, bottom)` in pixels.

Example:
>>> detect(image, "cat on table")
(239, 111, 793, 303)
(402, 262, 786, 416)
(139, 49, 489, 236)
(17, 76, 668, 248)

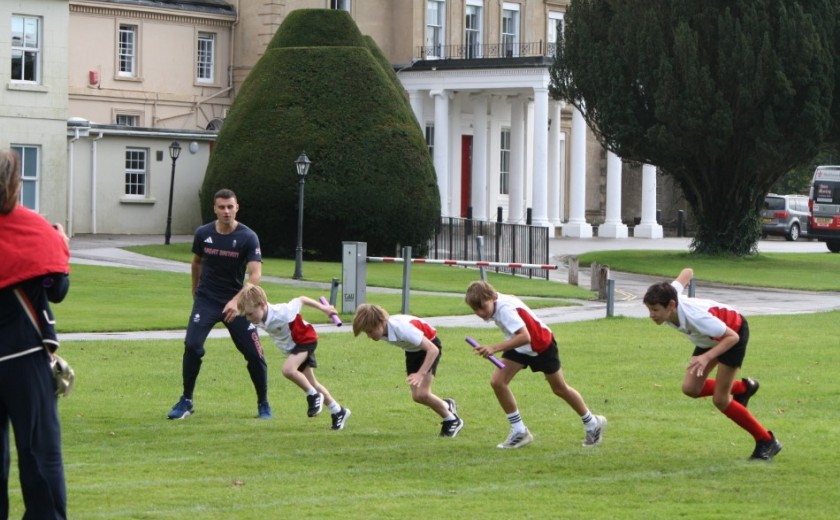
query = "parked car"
(761, 194, 810, 241)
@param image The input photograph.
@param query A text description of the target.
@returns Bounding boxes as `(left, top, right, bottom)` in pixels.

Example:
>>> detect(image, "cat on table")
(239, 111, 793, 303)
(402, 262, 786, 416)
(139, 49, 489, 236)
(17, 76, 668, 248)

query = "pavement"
(64, 233, 840, 341)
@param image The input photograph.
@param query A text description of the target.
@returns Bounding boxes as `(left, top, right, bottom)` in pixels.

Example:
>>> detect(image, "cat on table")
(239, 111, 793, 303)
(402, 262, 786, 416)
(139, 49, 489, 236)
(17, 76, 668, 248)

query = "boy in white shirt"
(643, 267, 781, 460)
(236, 284, 350, 430)
(352, 303, 463, 438)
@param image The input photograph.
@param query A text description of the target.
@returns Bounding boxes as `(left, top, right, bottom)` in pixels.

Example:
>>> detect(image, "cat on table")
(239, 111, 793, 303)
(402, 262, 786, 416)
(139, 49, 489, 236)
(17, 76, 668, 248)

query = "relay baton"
(465, 336, 505, 369)
(319, 297, 342, 326)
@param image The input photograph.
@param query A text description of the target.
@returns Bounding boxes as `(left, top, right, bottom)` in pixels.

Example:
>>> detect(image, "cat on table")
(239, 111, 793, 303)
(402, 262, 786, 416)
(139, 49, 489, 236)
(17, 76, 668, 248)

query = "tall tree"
(550, 0, 836, 255)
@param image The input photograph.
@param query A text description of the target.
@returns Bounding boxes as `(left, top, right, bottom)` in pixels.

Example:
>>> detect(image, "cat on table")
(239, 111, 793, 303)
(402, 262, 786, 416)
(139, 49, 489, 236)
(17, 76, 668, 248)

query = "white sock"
(329, 402, 341, 414)
(443, 413, 456, 422)
(506, 411, 527, 433)
(306, 388, 318, 397)
(581, 411, 598, 431)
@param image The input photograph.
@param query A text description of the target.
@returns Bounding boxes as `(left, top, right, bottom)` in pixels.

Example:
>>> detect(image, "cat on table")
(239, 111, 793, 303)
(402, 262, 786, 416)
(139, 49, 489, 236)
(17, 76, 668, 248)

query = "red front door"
(460, 135, 473, 218)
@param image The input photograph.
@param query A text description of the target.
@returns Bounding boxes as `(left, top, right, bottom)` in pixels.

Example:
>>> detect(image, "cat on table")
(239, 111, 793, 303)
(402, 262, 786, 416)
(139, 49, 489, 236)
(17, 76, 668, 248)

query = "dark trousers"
(0, 350, 66, 520)
(182, 298, 268, 403)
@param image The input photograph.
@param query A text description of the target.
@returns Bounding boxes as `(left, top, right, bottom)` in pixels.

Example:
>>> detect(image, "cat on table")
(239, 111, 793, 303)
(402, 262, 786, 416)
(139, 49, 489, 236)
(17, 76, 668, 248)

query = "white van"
(808, 165, 840, 253)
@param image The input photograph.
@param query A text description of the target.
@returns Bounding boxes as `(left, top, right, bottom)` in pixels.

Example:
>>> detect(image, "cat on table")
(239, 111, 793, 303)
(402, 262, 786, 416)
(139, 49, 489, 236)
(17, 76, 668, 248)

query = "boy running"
(465, 281, 605, 449)
(352, 303, 463, 437)
(236, 284, 350, 430)
(643, 268, 781, 460)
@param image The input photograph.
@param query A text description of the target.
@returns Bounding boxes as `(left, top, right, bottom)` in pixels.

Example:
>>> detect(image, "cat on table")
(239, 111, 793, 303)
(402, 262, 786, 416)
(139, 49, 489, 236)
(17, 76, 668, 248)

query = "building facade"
(1, 0, 69, 226)
(3, 0, 678, 237)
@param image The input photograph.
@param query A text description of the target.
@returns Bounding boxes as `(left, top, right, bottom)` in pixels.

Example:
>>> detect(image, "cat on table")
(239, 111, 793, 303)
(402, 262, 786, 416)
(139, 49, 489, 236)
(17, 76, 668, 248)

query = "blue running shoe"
(257, 401, 273, 419)
(167, 396, 193, 420)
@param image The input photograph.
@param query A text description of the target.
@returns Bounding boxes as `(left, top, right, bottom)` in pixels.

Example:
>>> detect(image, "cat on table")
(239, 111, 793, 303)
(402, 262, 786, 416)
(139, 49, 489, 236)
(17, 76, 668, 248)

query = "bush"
(202, 9, 439, 260)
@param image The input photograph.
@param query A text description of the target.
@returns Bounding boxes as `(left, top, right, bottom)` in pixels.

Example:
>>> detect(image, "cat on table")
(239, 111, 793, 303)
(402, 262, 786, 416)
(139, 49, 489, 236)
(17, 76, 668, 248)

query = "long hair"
(0, 149, 22, 214)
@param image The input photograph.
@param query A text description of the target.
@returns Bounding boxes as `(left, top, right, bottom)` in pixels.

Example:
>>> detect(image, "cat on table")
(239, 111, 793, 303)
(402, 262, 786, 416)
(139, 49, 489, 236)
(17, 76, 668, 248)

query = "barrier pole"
(401, 246, 412, 314)
(476, 235, 487, 281)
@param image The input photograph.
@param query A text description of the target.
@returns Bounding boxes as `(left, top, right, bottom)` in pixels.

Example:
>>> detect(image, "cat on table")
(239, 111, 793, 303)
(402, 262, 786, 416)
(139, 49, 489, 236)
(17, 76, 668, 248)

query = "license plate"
(815, 217, 833, 225)
(762, 217, 772, 223)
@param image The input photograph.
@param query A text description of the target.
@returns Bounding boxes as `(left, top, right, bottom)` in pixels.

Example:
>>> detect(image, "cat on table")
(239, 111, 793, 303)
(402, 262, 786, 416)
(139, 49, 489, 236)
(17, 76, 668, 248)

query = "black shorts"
(501, 338, 561, 375)
(405, 337, 442, 375)
(692, 317, 749, 368)
(290, 342, 318, 371)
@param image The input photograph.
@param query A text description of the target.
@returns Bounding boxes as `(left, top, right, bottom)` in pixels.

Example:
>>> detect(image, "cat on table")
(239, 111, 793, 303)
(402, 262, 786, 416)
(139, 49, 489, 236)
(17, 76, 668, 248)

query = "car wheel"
(786, 223, 800, 241)
(827, 240, 840, 253)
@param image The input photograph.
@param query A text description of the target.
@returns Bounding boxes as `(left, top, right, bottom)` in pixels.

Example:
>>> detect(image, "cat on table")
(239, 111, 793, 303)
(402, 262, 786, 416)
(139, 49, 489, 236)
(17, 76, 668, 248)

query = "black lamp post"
(292, 151, 312, 279)
(164, 141, 181, 245)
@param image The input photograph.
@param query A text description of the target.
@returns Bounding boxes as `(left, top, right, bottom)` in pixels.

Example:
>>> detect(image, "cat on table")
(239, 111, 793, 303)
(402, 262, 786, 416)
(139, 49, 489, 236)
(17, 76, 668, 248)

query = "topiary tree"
(201, 9, 439, 260)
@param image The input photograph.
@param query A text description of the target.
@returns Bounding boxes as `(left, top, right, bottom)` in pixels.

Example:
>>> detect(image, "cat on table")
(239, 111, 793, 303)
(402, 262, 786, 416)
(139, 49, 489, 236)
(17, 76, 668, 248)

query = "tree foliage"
(550, 0, 836, 255)
(201, 9, 439, 260)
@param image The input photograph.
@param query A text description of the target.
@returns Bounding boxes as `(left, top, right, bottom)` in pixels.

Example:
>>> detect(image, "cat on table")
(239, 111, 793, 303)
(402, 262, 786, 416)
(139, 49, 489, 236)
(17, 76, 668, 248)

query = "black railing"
(429, 217, 551, 280)
(418, 41, 557, 61)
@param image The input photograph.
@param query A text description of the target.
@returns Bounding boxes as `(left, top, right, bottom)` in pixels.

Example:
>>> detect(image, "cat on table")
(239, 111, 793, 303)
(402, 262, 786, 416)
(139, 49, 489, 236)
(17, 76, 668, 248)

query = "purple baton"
(465, 336, 505, 369)
(319, 297, 342, 326)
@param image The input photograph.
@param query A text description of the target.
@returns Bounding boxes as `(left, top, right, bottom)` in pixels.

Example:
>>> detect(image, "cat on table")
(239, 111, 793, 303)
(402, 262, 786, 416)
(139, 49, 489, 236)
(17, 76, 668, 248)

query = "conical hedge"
(201, 9, 440, 260)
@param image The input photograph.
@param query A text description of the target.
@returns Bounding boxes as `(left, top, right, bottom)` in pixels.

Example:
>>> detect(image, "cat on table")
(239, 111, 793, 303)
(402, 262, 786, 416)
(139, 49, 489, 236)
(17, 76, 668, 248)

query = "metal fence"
(428, 217, 551, 279)
(418, 41, 557, 60)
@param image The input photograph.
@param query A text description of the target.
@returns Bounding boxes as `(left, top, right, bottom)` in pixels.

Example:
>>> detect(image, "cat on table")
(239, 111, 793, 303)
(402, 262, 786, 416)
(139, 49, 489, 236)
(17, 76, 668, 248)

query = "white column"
(409, 90, 424, 128)
(471, 94, 489, 220)
(563, 106, 592, 237)
(531, 87, 550, 228)
(634, 163, 664, 238)
(598, 151, 629, 238)
(508, 95, 526, 223)
(547, 100, 562, 227)
(431, 89, 450, 217)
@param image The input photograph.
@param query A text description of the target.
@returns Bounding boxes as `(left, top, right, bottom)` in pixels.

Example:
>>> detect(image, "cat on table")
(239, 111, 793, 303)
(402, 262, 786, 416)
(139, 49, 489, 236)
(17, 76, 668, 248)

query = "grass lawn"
(8, 312, 838, 518)
(577, 250, 840, 291)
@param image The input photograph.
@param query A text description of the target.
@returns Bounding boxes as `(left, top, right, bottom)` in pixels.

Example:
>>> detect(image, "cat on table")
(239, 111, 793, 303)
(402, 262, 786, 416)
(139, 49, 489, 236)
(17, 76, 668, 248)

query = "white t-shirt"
(490, 293, 554, 356)
(385, 314, 437, 353)
(260, 298, 318, 354)
(667, 281, 743, 348)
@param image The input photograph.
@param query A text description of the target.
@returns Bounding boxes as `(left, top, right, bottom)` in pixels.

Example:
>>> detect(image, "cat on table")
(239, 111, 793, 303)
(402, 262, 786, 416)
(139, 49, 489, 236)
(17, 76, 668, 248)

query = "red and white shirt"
(260, 297, 318, 354)
(669, 281, 743, 348)
(490, 293, 554, 356)
(385, 314, 437, 353)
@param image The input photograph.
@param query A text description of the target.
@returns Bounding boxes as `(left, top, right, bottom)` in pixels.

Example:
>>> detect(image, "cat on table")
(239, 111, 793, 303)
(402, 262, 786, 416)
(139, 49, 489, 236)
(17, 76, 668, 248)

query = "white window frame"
(426, 1, 445, 59)
(330, 0, 350, 11)
(115, 113, 139, 127)
(11, 145, 40, 210)
(502, 3, 520, 58)
(465, 1, 483, 59)
(197, 31, 216, 83)
(548, 11, 564, 57)
(499, 127, 511, 195)
(124, 148, 148, 198)
(117, 23, 138, 78)
(10, 15, 41, 84)
(425, 123, 435, 157)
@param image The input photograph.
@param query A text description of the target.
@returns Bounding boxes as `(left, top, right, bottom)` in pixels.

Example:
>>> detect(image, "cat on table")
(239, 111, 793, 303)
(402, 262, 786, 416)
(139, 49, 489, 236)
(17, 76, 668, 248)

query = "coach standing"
(167, 188, 272, 420)
(0, 149, 70, 518)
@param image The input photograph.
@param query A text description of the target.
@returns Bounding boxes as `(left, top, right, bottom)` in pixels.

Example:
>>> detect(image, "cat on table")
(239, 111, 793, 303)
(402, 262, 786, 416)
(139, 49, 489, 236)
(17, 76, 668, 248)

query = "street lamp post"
(292, 151, 312, 279)
(164, 141, 181, 245)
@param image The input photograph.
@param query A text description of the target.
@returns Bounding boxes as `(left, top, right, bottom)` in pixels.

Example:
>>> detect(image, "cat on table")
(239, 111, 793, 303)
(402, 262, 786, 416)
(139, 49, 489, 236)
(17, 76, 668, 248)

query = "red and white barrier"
(366, 257, 558, 271)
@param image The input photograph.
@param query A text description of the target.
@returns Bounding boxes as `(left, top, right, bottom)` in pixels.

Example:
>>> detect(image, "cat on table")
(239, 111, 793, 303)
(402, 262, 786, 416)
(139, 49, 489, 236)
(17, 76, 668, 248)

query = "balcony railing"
(418, 41, 558, 61)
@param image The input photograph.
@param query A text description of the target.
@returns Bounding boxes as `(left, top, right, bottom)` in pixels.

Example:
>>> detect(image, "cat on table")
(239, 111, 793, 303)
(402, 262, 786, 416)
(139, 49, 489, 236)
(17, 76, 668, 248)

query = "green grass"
(56, 264, 578, 332)
(577, 250, 840, 291)
(125, 243, 596, 297)
(9, 312, 838, 518)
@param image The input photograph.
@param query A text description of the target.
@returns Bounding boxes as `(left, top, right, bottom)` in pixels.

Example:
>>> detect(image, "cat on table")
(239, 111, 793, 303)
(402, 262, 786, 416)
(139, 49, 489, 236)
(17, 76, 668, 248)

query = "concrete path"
(64, 234, 840, 341)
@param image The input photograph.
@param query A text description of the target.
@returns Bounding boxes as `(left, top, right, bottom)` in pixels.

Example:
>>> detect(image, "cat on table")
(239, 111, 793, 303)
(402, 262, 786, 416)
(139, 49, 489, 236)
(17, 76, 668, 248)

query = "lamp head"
(295, 151, 311, 178)
(169, 141, 182, 161)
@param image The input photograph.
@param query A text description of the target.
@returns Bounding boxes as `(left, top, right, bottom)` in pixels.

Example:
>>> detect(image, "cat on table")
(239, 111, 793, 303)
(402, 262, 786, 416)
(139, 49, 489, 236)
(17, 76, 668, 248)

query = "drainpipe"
(67, 128, 80, 237)
(90, 131, 104, 233)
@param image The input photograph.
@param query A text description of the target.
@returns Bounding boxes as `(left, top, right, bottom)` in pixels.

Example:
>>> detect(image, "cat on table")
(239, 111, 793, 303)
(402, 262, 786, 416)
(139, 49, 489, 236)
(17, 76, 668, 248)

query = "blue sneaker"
(257, 401, 273, 419)
(167, 396, 193, 420)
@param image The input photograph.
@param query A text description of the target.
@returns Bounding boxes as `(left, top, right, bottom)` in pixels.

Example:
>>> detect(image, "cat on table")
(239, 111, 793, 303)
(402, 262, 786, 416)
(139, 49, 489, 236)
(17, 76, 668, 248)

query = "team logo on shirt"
(204, 236, 213, 244)
(233, 240, 237, 248)
(193, 313, 201, 323)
